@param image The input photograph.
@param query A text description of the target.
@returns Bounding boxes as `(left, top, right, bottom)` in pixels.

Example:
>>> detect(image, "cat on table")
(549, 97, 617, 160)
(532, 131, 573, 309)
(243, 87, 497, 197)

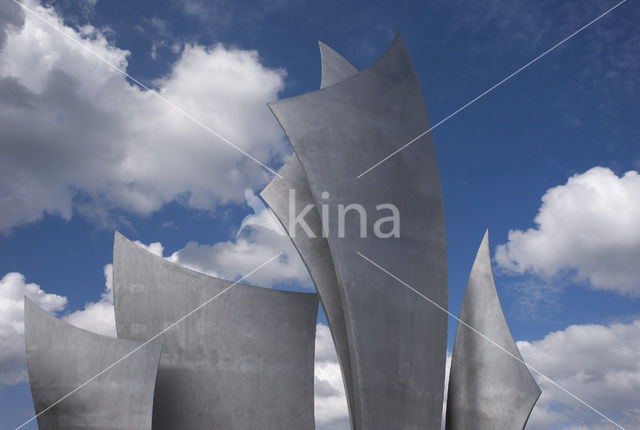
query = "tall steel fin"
(112, 232, 318, 430)
(267, 33, 447, 429)
(24, 298, 161, 430)
(446, 230, 541, 429)
(260, 41, 360, 429)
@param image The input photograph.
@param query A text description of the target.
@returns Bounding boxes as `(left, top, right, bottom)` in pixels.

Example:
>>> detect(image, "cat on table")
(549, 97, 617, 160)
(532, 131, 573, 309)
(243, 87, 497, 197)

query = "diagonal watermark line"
(356, 251, 627, 430)
(356, 0, 629, 179)
(15, 252, 283, 430)
(12, 0, 282, 179)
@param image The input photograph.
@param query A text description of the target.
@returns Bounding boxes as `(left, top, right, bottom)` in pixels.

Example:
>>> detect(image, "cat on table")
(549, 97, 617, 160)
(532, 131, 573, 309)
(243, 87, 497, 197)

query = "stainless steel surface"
(268, 33, 447, 429)
(319, 41, 358, 88)
(112, 232, 318, 430)
(260, 41, 360, 429)
(24, 298, 161, 430)
(446, 231, 541, 430)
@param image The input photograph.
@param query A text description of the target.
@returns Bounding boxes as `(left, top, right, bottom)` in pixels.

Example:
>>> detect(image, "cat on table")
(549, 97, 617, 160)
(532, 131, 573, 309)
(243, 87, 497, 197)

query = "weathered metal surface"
(112, 232, 318, 430)
(446, 231, 541, 430)
(24, 298, 161, 430)
(260, 41, 360, 429)
(268, 33, 447, 429)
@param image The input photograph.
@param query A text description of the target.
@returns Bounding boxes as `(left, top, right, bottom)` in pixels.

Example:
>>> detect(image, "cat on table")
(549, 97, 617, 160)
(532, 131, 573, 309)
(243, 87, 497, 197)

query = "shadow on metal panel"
(446, 230, 541, 430)
(25, 298, 161, 430)
(113, 232, 318, 430)
(260, 41, 360, 429)
(268, 33, 447, 429)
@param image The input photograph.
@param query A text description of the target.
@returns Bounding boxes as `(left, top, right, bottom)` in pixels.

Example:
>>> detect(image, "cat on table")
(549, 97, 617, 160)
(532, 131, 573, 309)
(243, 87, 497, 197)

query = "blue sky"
(0, 0, 639, 428)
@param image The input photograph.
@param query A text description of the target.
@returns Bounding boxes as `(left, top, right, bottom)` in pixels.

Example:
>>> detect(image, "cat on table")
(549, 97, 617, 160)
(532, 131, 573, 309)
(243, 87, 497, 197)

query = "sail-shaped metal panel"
(261, 42, 360, 429)
(268, 34, 447, 429)
(319, 41, 358, 88)
(112, 232, 318, 430)
(446, 231, 541, 429)
(24, 298, 161, 430)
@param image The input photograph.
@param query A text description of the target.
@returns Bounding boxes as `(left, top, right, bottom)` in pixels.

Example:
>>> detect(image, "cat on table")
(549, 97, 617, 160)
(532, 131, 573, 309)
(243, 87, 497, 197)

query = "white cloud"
(237, 188, 285, 236)
(62, 264, 116, 337)
(37, 189, 305, 348)
(0, 236, 162, 387)
(61, 238, 163, 338)
(0, 276, 346, 425)
(5, 260, 639, 430)
(520, 319, 640, 429)
(314, 323, 349, 430)
(0, 272, 66, 386)
(496, 167, 640, 296)
(312, 326, 455, 430)
(441, 352, 452, 429)
(0, 0, 288, 232)
(133, 241, 164, 257)
(0, 0, 23, 50)
(169, 190, 310, 288)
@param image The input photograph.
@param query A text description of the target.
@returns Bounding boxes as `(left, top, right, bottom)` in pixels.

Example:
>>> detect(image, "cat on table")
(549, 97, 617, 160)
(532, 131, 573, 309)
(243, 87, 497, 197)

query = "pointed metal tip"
(318, 40, 331, 58)
(318, 40, 334, 61)
(482, 228, 490, 245)
(477, 229, 490, 254)
(318, 41, 358, 89)
(24, 295, 35, 309)
(266, 99, 277, 110)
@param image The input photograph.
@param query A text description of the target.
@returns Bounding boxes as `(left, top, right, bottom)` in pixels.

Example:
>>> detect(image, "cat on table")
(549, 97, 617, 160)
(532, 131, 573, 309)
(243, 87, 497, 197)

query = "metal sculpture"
(260, 41, 360, 429)
(24, 298, 161, 430)
(112, 232, 318, 430)
(22, 35, 545, 430)
(446, 231, 541, 429)
(267, 33, 447, 429)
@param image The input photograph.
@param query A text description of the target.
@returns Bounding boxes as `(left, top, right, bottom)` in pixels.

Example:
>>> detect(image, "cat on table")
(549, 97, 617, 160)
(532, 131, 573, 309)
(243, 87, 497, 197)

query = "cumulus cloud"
(5, 242, 638, 430)
(0, 275, 347, 429)
(314, 323, 349, 430)
(237, 188, 285, 236)
(0, 233, 164, 387)
(520, 319, 640, 429)
(132, 240, 164, 257)
(0, 272, 66, 386)
(495, 167, 640, 296)
(0, 0, 24, 49)
(169, 190, 310, 288)
(61, 238, 163, 338)
(62, 264, 116, 337)
(41, 188, 304, 348)
(0, 0, 287, 232)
